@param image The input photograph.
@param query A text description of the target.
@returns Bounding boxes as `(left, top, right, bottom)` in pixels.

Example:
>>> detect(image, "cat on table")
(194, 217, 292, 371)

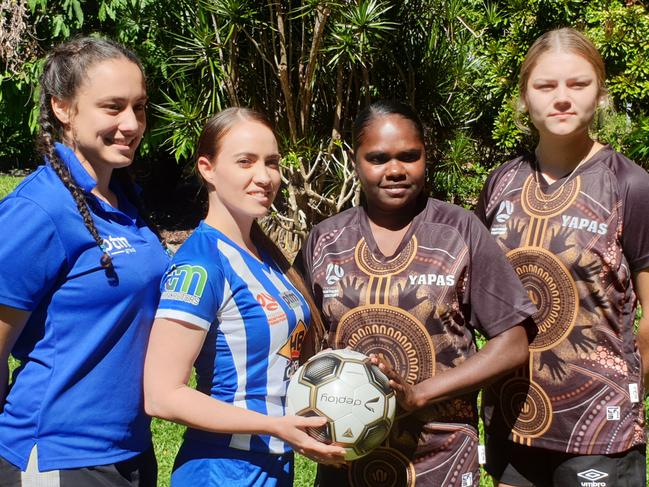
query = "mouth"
(247, 190, 274, 203)
(105, 136, 137, 150)
(380, 184, 412, 196)
(548, 112, 576, 118)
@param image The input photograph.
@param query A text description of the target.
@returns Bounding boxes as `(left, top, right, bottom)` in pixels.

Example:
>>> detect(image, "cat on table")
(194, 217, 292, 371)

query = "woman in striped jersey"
(143, 108, 346, 486)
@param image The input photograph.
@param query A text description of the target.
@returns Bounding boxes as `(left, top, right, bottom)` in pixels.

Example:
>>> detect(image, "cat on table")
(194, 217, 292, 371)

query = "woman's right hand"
(272, 415, 347, 465)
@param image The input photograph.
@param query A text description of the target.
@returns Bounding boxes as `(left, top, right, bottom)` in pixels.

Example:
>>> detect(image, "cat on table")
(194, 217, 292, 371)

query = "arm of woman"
(633, 269, 649, 388)
(143, 318, 346, 464)
(374, 322, 529, 411)
(0, 305, 30, 406)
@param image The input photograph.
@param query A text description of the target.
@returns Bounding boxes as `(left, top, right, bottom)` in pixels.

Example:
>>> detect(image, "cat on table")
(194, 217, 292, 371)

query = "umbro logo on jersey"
(408, 273, 455, 286)
(326, 263, 344, 284)
(577, 468, 608, 487)
(102, 235, 135, 255)
(561, 214, 608, 235)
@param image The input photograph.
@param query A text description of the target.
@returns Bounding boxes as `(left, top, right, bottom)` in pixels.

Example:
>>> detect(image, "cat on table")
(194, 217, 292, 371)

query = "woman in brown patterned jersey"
(297, 100, 537, 487)
(476, 28, 649, 487)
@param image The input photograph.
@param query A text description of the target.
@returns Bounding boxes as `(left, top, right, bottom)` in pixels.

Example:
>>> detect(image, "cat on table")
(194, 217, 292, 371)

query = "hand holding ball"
(286, 349, 396, 460)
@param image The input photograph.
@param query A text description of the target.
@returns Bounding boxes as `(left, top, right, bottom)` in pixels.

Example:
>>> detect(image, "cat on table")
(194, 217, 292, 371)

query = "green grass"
(0, 175, 22, 199)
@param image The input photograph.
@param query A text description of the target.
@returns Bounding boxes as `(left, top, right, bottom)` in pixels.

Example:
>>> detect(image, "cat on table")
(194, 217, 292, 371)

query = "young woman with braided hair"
(0, 37, 169, 486)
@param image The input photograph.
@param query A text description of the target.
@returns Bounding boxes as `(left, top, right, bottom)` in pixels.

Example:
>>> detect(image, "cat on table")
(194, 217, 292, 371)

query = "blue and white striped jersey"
(156, 221, 310, 454)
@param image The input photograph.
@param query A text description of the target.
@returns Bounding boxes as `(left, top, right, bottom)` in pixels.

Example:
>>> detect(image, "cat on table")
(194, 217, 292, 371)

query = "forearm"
(145, 384, 277, 436)
(637, 314, 649, 388)
(413, 325, 528, 408)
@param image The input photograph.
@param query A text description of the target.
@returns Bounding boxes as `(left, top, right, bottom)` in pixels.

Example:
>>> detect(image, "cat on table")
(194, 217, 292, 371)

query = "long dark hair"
(196, 108, 326, 357)
(37, 36, 162, 268)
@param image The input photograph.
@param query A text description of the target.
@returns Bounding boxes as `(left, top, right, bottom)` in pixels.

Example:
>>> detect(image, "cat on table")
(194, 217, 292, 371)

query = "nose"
(253, 162, 272, 186)
(385, 159, 406, 179)
(553, 85, 572, 112)
(118, 106, 141, 134)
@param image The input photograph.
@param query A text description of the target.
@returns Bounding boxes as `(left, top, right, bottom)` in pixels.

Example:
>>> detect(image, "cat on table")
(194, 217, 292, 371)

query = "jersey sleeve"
(475, 170, 497, 226)
(618, 163, 649, 272)
(464, 215, 536, 338)
(155, 253, 225, 331)
(0, 197, 67, 311)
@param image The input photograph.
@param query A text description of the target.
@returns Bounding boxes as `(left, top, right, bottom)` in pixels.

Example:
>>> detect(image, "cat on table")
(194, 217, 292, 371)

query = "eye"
(366, 153, 390, 164)
(266, 157, 280, 169)
(134, 102, 147, 112)
(399, 150, 422, 163)
(237, 158, 253, 166)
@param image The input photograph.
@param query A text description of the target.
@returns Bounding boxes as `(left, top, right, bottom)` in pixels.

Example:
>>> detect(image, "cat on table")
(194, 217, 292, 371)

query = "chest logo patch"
(278, 320, 307, 361)
(102, 235, 135, 255)
(326, 263, 345, 284)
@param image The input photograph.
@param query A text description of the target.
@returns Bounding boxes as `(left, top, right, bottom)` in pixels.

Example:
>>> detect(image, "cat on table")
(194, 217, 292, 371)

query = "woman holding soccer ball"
(143, 107, 346, 487)
(476, 28, 649, 487)
(297, 100, 537, 486)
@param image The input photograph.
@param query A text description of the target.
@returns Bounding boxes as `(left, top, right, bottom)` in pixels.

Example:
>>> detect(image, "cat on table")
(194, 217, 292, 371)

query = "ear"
(197, 155, 216, 185)
(51, 96, 72, 126)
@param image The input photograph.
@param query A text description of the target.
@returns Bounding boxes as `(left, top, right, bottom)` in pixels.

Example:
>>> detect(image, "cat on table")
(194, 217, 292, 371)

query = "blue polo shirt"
(0, 143, 169, 471)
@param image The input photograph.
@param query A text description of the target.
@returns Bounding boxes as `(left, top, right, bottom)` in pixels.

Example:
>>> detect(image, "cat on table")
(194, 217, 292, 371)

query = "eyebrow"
(97, 95, 149, 103)
(364, 149, 422, 158)
(233, 152, 281, 159)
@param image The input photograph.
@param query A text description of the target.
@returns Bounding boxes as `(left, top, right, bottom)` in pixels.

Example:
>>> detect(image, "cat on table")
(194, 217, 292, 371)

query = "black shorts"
(484, 435, 646, 487)
(0, 447, 157, 487)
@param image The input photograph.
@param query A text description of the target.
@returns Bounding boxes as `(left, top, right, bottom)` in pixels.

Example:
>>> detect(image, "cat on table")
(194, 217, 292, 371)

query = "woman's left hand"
(369, 353, 423, 412)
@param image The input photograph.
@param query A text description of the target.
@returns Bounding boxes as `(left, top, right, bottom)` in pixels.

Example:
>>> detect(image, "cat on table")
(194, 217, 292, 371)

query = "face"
(52, 57, 147, 174)
(199, 120, 281, 221)
(355, 114, 425, 213)
(523, 50, 601, 138)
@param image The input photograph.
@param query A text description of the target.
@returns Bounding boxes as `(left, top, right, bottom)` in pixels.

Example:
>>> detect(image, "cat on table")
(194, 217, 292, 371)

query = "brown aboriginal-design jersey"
(299, 197, 535, 487)
(476, 146, 649, 455)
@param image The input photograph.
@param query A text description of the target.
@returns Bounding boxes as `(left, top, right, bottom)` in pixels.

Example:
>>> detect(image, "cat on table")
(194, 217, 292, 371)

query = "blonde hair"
(516, 28, 608, 129)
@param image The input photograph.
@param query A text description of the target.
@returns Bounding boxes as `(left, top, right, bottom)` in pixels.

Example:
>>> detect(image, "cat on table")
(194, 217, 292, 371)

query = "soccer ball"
(286, 348, 396, 460)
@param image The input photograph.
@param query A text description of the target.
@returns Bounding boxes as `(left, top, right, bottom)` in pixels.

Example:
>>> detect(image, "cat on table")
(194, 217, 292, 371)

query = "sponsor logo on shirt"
(280, 320, 307, 379)
(561, 214, 608, 235)
(577, 468, 608, 487)
(161, 264, 208, 305)
(461, 472, 473, 487)
(408, 273, 455, 286)
(257, 292, 288, 325)
(102, 235, 136, 255)
(326, 263, 344, 284)
(280, 290, 302, 309)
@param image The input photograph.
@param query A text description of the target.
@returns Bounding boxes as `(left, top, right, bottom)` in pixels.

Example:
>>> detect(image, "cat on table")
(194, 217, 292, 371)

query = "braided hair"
(37, 37, 162, 268)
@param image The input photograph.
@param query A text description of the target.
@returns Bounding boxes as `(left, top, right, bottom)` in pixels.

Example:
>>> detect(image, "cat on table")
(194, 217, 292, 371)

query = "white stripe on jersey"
(217, 239, 302, 454)
(212, 264, 252, 452)
(155, 309, 212, 330)
(261, 266, 307, 453)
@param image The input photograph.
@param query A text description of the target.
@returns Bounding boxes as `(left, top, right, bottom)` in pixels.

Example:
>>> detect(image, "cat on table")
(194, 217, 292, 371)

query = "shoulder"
(306, 206, 362, 244)
(170, 224, 225, 273)
(595, 147, 649, 190)
(423, 198, 483, 231)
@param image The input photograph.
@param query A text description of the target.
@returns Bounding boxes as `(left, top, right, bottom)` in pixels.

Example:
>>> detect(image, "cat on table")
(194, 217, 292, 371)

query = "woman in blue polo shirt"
(0, 37, 169, 486)
(144, 108, 346, 486)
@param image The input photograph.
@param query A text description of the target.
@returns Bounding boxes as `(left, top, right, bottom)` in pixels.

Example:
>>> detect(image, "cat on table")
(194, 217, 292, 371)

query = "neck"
(204, 196, 256, 254)
(71, 148, 117, 206)
(535, 132, 602, 181)
(366, 197, 421, 231)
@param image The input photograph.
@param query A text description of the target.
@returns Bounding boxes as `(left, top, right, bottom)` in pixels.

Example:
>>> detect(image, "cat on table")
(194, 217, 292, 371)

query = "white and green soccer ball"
(286, 348, 396, 460)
